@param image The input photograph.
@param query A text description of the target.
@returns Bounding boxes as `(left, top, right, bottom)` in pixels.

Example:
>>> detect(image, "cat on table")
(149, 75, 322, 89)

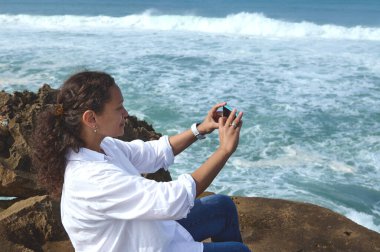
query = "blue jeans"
(177, 194, 251, 252)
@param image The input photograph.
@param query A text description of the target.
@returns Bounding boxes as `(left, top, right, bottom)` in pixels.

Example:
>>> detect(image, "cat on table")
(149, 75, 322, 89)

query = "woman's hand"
(191, 106, 243, 196)
(197, 102, 226, 135)
(218, 108, 243, 155)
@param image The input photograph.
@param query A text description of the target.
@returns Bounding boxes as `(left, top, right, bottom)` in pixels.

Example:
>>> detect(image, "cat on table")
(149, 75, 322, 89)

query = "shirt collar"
(66, 147, 107, 162)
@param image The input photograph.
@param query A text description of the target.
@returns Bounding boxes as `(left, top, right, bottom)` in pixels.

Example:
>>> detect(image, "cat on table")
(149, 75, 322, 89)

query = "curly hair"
(32, 71, 116, 198)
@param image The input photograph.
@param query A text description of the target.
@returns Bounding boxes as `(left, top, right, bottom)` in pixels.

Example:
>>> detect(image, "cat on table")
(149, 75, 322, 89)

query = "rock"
(0, 195, 72, 252)
(233, 196, 380, 252)
(41, 240, 74, 252)
(0, 88, 52, 198)
(1, 195, 379, 252)
(120, 115, 162, 142)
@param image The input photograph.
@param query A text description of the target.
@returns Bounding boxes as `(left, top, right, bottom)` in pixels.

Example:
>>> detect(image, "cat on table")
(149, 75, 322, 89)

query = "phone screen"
(223, 105, 236, 117)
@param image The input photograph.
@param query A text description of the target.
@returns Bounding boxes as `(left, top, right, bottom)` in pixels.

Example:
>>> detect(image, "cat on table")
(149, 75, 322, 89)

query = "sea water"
(0, 0, 379, 233)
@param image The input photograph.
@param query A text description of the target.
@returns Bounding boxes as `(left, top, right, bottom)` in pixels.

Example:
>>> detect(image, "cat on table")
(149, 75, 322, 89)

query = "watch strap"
(191, 123, 206, 140)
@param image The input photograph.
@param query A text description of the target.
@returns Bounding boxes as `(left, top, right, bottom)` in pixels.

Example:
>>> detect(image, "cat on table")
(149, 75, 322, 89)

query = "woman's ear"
(82, 110, 97, 128)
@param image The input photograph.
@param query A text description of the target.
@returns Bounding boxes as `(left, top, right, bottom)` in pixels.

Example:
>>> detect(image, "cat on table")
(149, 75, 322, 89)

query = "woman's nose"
(123, 109, 129, 119)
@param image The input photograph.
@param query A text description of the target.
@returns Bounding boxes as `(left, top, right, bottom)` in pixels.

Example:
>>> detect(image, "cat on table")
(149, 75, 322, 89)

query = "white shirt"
(61, 136, 203, 252)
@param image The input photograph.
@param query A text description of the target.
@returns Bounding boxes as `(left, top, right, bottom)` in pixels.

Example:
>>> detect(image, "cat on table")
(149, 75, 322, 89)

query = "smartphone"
(223, 105, 239, 117)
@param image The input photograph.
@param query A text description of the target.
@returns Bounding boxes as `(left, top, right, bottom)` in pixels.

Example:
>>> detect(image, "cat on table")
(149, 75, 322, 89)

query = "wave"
(1, 12, 380, 41)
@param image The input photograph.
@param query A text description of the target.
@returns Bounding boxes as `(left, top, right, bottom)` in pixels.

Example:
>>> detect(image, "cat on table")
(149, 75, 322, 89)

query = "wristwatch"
(191, 123, 206, 140)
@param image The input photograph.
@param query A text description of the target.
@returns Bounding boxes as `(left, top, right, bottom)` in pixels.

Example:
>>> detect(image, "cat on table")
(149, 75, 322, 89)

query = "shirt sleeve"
(70, 164, 196, 221)
(106, 136, 175, 173)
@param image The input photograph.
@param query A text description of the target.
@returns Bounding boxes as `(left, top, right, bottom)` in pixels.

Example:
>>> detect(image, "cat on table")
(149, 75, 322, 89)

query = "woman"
(32, 71, 250, 252)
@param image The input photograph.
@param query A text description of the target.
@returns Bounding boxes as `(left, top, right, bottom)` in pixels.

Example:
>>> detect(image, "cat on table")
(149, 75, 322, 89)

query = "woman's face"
(95, 85, 129, 137)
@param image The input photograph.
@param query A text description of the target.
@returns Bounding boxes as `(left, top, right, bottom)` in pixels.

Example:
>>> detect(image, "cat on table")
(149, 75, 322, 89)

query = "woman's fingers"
(218, 111, 242, 154)
(208, 102, 226, 117)
(226, 111, 243, 133)
(206, 103, 244, 133)
(213, 102, 227, 111)
(235, 119, 243, 132)
(233, 112, 244, 127)
(225, 108, 237, 126)
(218, 115, 227, 126)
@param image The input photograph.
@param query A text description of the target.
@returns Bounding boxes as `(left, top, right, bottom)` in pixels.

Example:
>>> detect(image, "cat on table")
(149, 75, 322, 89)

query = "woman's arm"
(168, 102, 226, 156)
(191, 109, 243, 197)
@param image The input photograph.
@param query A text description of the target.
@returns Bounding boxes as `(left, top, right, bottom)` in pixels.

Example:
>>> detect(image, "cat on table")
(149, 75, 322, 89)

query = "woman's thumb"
(218, 116, 226, 126)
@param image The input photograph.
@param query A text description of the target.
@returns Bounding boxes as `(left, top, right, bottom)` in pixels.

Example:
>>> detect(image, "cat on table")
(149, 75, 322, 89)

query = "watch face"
(198, 135, 206, 139)
(197, 131, 206, 140)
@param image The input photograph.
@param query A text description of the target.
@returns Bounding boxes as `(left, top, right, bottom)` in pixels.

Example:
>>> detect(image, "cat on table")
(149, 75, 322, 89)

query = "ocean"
(0, 0, 379, 233)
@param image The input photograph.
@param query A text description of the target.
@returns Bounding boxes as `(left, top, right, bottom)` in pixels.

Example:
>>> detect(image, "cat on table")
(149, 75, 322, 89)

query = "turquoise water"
(0, 0, 379, 233)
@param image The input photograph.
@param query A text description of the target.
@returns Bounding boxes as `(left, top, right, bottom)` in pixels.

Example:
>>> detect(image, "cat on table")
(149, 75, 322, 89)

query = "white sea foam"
(345, 209, 380, 233)
(328, 161, 355, 174)
(232, 146, 354, 174)
(0, 12, 380, 41)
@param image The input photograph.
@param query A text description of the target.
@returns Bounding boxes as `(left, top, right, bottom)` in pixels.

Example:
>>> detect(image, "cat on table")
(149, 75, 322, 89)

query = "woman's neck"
(81, 129, 105, 153)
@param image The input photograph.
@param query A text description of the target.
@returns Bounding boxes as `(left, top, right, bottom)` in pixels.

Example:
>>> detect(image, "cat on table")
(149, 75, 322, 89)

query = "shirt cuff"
(177, 173, 196, 209)
(160, 135, 175, 170)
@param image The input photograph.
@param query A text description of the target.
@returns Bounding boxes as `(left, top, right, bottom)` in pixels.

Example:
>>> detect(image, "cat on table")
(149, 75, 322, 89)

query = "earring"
(93, 126, 97, 133)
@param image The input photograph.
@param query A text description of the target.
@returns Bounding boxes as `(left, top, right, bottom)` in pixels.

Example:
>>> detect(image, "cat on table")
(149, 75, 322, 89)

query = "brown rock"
(0, 88, 49, 197)
(0, 195, 72, 252)
(120, 115, 162, 142)
(2, 194, 379, 252)
(233, 196, 380, 252)
(42, 241, 74, 252)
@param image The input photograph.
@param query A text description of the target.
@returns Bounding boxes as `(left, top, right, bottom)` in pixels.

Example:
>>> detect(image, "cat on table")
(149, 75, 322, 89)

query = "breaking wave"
(1, 12, 380, 41)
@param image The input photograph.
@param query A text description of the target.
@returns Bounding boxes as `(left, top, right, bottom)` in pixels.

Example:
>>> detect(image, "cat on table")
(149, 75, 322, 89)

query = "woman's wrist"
(197, 122, 210, 135)
(216, 146, 233, 158)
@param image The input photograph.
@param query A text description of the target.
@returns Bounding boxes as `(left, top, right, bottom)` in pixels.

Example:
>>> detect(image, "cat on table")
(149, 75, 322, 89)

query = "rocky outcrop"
(0, 88, 43, 198)
(0, 195, 69, 252)
(0, 86, 379, 251)
(1, 195, 379, 252)
(234, 197, 380, 252)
